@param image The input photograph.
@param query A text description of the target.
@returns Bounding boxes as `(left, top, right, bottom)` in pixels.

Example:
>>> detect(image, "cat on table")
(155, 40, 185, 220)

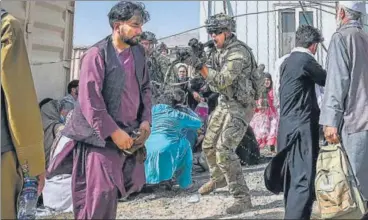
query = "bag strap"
(338, 143, 358, 183)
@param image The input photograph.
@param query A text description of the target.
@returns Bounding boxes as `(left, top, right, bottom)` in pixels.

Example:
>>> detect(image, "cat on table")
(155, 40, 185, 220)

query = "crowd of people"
(1, 1, 368, 219)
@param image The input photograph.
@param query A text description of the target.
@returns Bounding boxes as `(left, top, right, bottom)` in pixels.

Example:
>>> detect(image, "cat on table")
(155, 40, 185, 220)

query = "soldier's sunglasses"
(207, 29, 223, 35)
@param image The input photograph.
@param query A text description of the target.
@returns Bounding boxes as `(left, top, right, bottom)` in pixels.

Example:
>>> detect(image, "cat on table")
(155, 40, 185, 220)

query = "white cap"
(339, 1, 366, 14)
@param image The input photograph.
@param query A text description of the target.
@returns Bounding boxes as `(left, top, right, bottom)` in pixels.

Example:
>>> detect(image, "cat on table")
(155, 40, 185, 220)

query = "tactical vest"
(231, 41, 258, 108)
(62, 36, 145, 147)
(215, 37, 259, 108)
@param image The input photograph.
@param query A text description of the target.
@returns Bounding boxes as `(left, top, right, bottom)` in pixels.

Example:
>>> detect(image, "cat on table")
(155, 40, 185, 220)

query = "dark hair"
(264, 72, 273, 90)
(67, 80, 79, 94)
(39, 98, 53, 109)
(156, 87, 186, 107)
(295, 25, 324, 48)
(189, 77, 205, 92)
(177, 65, 188, 73)
(108, 1, 150, 28)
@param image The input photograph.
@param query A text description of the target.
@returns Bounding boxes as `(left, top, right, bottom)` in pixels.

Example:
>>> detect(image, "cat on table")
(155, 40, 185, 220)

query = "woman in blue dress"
(144, 88, 202, 189)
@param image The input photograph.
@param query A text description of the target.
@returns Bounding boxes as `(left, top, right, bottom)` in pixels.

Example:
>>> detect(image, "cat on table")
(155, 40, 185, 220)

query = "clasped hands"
(111, 121, 151, 150)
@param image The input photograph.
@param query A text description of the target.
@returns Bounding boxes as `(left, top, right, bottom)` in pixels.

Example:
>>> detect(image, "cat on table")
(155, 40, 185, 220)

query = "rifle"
(188, 38, 205, 59)
(204, 40, 216, 63)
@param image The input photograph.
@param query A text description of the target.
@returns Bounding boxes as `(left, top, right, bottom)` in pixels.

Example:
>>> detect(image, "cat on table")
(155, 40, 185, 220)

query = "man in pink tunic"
(47, 2, 152, 219)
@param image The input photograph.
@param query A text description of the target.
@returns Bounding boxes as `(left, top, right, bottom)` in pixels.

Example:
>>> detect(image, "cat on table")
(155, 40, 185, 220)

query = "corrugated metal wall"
(1, 1, 75, 101)
(70, 47, 88, 80)
(199, 1, 337, 76)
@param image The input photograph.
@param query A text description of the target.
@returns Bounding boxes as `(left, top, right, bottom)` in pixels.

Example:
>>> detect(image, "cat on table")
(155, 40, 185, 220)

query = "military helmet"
(140, 31, 157, 44)
(205, 13, 236, 34)
(157, 42, 168, 52)
(188, 38, 199, 47)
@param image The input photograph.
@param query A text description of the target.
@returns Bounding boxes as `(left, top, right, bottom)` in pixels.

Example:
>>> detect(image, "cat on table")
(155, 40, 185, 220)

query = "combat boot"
(225, 197, 252, 215)
(198, 178, 227, 195)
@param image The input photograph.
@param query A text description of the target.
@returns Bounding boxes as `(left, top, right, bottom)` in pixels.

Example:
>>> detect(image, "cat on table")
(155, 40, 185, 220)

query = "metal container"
(70, 46, 88, 80)
(1, 1, 75, 101)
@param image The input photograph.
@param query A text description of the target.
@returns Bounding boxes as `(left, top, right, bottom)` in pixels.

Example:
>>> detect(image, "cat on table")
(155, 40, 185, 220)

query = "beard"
(120, 35, 140, 46)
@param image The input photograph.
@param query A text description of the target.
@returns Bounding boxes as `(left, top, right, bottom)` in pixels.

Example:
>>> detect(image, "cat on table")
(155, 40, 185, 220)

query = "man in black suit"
(278, 25, 326, 219)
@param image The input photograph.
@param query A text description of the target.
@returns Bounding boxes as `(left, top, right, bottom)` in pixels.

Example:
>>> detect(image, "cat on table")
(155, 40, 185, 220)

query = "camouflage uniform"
(140, 31, 173, 84)
(148, 53, 171, 83)
(162, 55, 179, 84)
(157, 42, 168, 55)
(199, 13, 263, 214)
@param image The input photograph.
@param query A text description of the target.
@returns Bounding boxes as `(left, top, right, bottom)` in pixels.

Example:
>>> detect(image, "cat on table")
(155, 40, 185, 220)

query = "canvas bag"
(315, 143, 367, 219)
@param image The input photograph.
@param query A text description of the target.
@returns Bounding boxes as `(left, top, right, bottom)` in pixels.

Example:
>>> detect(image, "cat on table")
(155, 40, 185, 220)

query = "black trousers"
(283, 126, 319, 219)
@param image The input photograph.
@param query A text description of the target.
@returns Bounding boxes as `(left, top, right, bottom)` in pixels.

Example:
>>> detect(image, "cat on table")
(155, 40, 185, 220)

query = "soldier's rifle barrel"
(152, 80, 190, 87)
